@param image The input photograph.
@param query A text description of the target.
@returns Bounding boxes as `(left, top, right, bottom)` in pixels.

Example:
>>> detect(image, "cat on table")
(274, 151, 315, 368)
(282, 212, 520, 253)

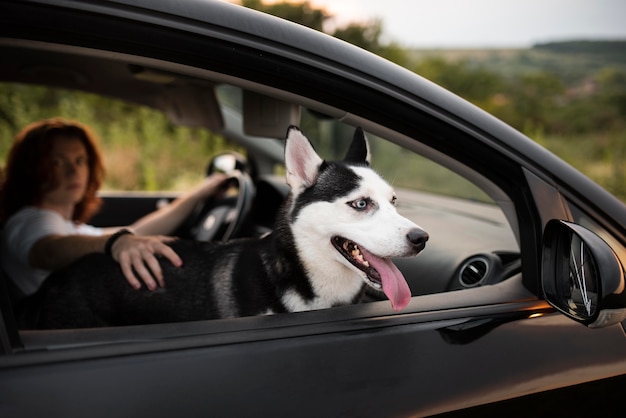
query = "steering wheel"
(185, 171, 255, 242)
(181, 153, 255, 242)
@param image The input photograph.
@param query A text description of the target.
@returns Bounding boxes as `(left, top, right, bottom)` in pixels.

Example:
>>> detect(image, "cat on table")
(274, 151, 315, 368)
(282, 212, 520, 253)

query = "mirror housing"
(542, 220, 626, 328)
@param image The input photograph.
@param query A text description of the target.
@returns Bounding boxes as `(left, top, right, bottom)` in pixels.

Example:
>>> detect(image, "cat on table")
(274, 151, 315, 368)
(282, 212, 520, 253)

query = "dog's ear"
(285, 126, 323, 193)
(344, 127, 371, 165)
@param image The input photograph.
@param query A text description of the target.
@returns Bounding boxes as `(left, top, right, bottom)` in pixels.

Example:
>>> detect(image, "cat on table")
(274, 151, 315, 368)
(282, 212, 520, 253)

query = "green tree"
(411, 57, 507, 118)
(241, 0, 327, 31)
(332, 19, 408, 66)
(504, 72, 564, 134)
(412, 58, 504, 102)
(239, 0, 408, 65)
(597, 68, 626, 124)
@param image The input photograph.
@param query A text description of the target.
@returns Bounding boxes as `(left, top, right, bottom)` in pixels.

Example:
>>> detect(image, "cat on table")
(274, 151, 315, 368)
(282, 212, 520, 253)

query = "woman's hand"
(104, 173, 230, 290)
(109, 234, 182, 291)
(194, 173, 230, 200)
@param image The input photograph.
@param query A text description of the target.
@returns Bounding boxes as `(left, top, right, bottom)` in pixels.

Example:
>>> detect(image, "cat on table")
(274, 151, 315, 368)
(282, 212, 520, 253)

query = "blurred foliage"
(332, 20, 409, 67)
(407, 51, 626, 200)
(534, 40, 626, 63)
(241, 0, 327, 31)
(241, 0, 410, 66)
(0, 84, 235, 191)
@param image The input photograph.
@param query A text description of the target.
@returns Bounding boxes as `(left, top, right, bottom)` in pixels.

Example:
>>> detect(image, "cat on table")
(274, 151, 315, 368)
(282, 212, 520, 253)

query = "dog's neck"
(270, 207, 366, 312)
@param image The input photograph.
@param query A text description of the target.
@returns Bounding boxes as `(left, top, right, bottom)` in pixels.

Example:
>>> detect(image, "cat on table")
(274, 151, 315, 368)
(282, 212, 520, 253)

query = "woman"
(0, 118, 227, 297)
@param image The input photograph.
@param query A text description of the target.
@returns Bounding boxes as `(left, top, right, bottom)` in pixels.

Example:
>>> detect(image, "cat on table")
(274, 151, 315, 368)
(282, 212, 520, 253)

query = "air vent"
(459, 256, 490, 287)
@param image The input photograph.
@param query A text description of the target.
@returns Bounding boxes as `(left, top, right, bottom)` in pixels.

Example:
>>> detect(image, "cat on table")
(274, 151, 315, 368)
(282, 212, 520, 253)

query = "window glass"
(1, 78, 520, 332)
(298, 110, 493, 203)
(295, 111, 518, 298)
(0, 82, 239, 193)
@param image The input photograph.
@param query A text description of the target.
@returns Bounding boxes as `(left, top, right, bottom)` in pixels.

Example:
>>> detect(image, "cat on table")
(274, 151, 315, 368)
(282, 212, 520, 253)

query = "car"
(1, 0, 625, 416)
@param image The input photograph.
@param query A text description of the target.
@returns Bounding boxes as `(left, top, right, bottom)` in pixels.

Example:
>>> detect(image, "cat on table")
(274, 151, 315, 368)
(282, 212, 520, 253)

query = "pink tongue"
(360, 248, 411, 311)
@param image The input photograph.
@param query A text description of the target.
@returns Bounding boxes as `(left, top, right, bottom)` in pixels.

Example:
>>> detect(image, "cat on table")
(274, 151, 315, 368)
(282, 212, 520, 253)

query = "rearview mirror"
(207, 152, 247, 175)
(542, 220, 626, 328)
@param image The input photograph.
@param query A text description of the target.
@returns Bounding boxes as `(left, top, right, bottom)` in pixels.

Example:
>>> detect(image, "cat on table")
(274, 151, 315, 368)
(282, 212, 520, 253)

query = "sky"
(306, 0, 626, 48)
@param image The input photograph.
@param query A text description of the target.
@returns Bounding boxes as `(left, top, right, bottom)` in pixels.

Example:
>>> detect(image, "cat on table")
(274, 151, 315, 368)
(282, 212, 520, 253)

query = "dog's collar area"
(331, 236, 382, 289)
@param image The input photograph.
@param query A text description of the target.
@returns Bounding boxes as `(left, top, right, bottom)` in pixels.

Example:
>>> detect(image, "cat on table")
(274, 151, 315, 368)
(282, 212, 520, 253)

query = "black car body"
(1, 1, 625, 416)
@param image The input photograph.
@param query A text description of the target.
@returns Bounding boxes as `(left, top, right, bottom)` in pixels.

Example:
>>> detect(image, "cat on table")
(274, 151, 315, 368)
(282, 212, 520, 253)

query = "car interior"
(0, 39, 541, 350)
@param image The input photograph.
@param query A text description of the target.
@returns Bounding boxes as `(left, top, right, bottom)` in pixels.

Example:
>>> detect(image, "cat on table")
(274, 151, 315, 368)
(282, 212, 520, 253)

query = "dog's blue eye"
(350, 198, 370, 211)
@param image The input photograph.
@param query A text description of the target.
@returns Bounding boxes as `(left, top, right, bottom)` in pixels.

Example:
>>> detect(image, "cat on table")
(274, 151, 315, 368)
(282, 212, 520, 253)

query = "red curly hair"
(0, 118, 105, 224)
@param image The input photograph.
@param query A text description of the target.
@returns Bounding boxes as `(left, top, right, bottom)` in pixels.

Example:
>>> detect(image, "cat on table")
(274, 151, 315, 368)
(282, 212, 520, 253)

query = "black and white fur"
(18, 127, 428, 329)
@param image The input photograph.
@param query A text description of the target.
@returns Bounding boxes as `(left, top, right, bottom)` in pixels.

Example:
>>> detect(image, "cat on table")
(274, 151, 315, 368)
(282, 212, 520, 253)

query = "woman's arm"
(128, 173, 228, 236)
(27, 174, 227, 291)
(29, 233, 182, 291)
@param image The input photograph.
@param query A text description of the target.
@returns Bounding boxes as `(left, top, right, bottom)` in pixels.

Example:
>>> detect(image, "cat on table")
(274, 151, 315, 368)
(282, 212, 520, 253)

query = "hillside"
(405, 40, 626, 202)
(408, 40, 626, 84)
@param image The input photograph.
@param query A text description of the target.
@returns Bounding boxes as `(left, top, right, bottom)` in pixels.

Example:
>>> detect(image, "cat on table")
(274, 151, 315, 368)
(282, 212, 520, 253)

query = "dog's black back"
(17, 228, 319, 329)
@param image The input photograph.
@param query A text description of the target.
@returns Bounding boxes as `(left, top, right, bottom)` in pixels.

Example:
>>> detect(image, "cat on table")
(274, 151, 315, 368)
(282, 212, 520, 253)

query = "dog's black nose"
(407, 228, 429, 250)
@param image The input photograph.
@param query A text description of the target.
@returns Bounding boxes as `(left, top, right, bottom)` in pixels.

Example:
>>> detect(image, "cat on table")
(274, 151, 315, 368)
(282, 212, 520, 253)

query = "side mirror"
(542, 220, 626, 328)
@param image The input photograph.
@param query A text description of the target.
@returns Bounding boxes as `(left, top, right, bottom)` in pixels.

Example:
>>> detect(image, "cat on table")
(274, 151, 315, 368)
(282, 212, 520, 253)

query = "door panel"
(90, 193, 179, 227)
(1, 310, 625, 417)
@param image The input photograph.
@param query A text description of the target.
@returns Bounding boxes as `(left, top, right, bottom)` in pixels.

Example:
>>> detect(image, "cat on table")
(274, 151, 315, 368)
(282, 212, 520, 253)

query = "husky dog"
(18, 127, 428, 329)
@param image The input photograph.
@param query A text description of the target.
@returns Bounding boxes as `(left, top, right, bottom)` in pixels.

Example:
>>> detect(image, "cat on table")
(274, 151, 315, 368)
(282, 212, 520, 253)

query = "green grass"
(537, 131, 626, 202)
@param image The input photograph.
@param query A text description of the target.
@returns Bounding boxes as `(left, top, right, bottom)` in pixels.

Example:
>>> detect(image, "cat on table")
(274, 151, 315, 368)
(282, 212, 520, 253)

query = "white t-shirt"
(1, 207, 103, 296)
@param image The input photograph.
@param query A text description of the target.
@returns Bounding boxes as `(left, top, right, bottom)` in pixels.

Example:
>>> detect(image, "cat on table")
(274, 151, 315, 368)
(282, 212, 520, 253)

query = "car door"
(1, 290, 625, 417)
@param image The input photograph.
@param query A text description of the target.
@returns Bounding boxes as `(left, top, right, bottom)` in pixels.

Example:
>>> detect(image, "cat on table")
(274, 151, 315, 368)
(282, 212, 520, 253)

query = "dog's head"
(284, 126, 428, 311)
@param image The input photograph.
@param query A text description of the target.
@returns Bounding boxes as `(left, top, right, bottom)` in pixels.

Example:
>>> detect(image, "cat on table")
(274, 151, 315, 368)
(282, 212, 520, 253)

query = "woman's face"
(40, 136, 90, 211)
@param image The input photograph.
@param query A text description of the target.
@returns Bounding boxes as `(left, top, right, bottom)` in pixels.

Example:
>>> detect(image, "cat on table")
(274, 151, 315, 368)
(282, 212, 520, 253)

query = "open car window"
(0, 42, 531, 353)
